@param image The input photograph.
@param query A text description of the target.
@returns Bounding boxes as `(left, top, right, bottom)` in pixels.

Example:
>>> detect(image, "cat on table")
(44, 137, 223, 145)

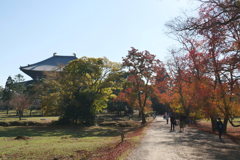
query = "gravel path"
(127, 116, 240, 160)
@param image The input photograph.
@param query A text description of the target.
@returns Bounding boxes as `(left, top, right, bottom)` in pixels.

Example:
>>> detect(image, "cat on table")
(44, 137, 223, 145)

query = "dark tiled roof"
(20, 55, 77, 80)
(20, 55, 77, 72)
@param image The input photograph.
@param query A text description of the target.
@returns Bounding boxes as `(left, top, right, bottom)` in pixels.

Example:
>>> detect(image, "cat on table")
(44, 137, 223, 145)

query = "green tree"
(25, 81, 43, 116)
(13, 74, 26, 93)
(2, 76, 14, 114)
(0, 86, 4, 109)
(42, 57, 122, 125)
(0, 86, 3, 98)
(2, 74, 28, 116)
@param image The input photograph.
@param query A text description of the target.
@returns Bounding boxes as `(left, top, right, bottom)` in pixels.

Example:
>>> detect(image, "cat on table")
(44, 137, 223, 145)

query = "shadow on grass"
(0, 126, 119, 138)
(0, 124, 141, 139)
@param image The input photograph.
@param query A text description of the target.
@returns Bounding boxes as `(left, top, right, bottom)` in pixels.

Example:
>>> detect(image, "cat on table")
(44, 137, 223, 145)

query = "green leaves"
(42, 57, 122, 125)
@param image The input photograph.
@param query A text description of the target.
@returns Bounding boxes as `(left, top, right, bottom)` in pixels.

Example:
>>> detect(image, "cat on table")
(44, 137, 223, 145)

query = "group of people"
(163, 112, 224, 140)
(163, 112, 185, 132)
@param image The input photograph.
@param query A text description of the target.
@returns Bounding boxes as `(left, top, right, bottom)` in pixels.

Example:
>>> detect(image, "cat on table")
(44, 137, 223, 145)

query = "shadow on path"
(127, 116, 240, 160)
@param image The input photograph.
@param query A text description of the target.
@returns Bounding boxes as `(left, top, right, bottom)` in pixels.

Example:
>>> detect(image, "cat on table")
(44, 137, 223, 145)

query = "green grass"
(0, 125, 122, 160)
(0, 110, 145, 159)
(0, 110, 59, 123)
(0, 116, 59, 123)
(0, 110, 42, 117)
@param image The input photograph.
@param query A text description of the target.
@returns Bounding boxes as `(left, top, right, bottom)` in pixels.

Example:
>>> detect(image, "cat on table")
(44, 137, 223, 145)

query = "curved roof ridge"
(20, 55, 77, 69)
(20, 55, 54, 69)
(20, 54, 77, 72)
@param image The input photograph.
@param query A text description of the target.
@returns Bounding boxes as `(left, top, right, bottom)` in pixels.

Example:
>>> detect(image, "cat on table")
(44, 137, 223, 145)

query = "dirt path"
(127, 116, 240, 160)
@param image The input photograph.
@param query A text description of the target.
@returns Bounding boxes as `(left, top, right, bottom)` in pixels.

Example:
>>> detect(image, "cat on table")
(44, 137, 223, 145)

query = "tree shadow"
(153, 120, 240, 160)
(0, 123, 141, 138)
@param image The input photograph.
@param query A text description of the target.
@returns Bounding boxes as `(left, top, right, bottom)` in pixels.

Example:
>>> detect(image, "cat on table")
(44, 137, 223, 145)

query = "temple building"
(20, 53, 77, 81)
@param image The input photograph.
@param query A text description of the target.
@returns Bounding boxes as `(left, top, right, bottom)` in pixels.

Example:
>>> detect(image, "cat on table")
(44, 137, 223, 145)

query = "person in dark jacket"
(170, 114, 176, 131)
(216, 118, 223, 140)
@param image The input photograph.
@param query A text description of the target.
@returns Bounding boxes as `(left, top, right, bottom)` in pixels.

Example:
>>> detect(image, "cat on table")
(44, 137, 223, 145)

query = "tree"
(122, 47, 165, 124)
(0, 86, 3, 101)
(24, 81, 42, 116)
(107, 72, 134, 116)
(158, 51, 195, 117)
(166, 0, 240, 132)
(162, 47, 218, 128)
(168, 0, 240, 31)
(107, 100, 131, 116)
(2, 74, 27, 115)
(13, 74, 26, 93)
(0, 86, 3, 97)
(2, 76, 14, 114)
(42, 57, 122, 125)
(9, 94, 30, 120)
(0, 86, 4, 109)
(114, 87, 139, 116)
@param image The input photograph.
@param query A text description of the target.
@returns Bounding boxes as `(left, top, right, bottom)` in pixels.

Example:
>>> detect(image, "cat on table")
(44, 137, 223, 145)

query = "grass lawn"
(0, 125, 125, 160)
(0, 110, 43, 117)
(0, 110, 150, 159)
(0, 117, 145, 160)
(0, 116, 59, 123)
(0, 110, 59, 123)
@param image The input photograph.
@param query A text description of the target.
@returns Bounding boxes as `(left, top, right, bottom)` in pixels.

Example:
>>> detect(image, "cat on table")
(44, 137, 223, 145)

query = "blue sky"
(0, 0, 199, 87)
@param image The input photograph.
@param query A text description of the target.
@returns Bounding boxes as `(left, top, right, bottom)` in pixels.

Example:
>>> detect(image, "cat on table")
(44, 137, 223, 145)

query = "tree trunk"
(6, 106, 9, 115)
(141, 108, 146, 124)
(223, 117, 228, 133)
(210, 116, 216, 132)
(229, 118, 240, 127)
(18, 110, 23, 120)
(139, 110, 142, 118)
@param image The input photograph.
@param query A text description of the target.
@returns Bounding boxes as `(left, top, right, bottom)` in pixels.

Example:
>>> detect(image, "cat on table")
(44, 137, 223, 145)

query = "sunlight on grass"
(0, 116, 59, 122)
(0, 111, 143, 159)
(1, 136, 117, 159)
(0, 110, 59, 123)
(0, 126, 120, 159)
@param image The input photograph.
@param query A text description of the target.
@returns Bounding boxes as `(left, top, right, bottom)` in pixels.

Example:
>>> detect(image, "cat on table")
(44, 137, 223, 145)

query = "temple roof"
(20, 54, 77, 80)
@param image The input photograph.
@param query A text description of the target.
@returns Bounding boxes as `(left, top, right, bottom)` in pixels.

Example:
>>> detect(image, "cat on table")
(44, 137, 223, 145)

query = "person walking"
(164, 112, 169, 124)
(216, 118, 224, 140)
(170, 114, 176, 132)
